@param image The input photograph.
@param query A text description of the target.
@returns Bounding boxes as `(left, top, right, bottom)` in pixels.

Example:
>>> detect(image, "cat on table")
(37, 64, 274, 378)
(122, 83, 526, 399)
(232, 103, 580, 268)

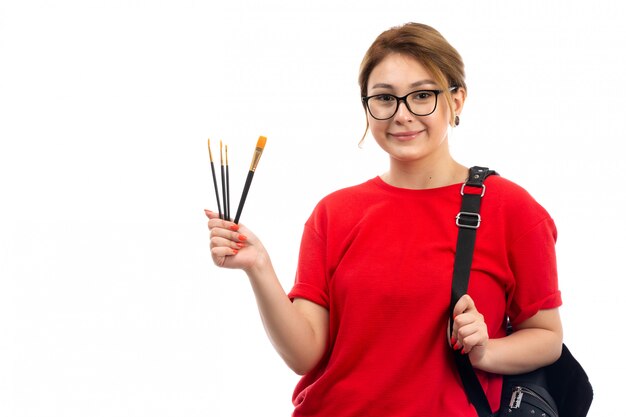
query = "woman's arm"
(451, 295, 563, 375)
(206, 209, 329, 375)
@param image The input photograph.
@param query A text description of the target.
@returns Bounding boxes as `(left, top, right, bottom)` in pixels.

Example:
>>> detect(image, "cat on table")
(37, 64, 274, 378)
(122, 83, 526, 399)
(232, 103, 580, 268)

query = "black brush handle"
(233, 171, 254, 224)
(210, 162, 222, 220)
(220, 165, 227, 220)
(225, 165, 230, 220)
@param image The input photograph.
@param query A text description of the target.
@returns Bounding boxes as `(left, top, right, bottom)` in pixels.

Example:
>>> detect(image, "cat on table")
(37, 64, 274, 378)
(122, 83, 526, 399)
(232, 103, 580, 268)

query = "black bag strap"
(449, 166, 498, 417)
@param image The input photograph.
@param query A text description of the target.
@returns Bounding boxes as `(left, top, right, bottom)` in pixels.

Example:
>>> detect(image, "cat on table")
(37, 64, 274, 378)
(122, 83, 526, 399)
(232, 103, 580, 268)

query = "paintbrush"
(233, 136, 267, 224)
(225, 144, 230, 221)
(207, 139, 223, 220)
(220, 140, 227, 220)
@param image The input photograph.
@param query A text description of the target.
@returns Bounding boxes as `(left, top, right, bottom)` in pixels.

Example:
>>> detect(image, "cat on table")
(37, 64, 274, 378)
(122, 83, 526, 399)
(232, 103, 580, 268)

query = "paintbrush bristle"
(207, 138, 214, 161)
(256, 136, 267, 149)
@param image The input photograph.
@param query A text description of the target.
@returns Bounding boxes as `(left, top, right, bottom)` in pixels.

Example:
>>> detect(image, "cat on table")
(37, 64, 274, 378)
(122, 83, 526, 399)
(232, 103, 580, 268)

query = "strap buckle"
(456, 212, 481, 229)
(460, 183, 486, 197)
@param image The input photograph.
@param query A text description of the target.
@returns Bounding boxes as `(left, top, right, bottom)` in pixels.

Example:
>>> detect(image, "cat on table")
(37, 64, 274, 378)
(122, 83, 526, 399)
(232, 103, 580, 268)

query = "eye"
(372, 94, 396, 104)
(411, 91, 435, 101)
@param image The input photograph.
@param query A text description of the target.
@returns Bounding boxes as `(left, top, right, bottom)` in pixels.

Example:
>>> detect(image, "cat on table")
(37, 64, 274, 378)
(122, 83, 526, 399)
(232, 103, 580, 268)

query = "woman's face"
(365, 53, 464, 165)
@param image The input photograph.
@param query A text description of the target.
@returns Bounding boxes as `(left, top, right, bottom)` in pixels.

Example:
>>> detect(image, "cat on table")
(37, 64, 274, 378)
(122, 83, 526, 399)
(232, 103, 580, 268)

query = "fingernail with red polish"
(236, 243, 244, 248)
(232, 249, 239, 255)
(230, 224, 240, 231)
(238, 234, 247, 241)
(450, 337, 457, 346)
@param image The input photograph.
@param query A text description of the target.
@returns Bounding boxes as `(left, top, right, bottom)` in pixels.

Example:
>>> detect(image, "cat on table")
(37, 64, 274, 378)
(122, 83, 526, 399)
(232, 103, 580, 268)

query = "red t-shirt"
(287, 176, 562, 417)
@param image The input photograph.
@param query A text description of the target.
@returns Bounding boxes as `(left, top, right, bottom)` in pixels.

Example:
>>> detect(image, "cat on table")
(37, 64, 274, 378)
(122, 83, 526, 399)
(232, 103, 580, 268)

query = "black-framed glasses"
(362, 87, 457, 120)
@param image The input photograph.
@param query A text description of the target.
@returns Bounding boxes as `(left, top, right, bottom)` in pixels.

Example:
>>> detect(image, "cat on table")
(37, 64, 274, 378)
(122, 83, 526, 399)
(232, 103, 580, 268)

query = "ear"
(452, 87, 467, 116)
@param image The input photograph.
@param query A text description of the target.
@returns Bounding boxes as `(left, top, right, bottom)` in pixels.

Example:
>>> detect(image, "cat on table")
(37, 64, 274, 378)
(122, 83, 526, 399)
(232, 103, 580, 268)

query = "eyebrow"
(370, 80, 437, 90)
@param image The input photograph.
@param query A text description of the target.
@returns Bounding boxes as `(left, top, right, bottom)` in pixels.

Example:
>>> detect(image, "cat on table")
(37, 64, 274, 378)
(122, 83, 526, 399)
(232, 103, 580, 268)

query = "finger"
(210, 227, 248, 246)
(452, 294, 475, 319)
(205, 209, 216, 218)
(457, 320, 482, 342)
(449, 320, 463, 350)
(208, 216, 242, 233)
(459, 335, 481, 354)
(207, 216, 235, 229)
(211, 246, 239, 267)
(210, 235, 245, 251)
(450, 294, 470, 345)
(448, 319, 463, 350)
(211, 245, 240, 258)
(458, 325, 487, 354)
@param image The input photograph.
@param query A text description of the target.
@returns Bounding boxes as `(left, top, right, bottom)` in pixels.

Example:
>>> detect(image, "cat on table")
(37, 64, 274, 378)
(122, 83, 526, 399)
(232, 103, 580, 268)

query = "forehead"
(368, 53, 435, 90)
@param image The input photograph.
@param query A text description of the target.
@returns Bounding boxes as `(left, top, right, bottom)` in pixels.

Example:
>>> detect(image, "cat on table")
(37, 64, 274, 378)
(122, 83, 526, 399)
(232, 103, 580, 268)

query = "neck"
(382, 157, 467, 190)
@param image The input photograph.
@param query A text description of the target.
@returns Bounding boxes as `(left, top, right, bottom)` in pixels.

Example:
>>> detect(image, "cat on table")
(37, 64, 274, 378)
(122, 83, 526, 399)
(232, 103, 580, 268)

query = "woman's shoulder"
(316, 177, 381, 206)
(304, 178, 380, 226)
(485, 174, 532, 198)
(485, 173, 552, 223)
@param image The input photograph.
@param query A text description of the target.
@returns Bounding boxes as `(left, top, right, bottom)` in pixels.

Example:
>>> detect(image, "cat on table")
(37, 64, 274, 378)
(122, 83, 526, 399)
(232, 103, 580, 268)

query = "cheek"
(367, 113, 389, 129)
(424, 110, 452, 132)
(436, 104, 453, 127)
(369, 120, 389, 139)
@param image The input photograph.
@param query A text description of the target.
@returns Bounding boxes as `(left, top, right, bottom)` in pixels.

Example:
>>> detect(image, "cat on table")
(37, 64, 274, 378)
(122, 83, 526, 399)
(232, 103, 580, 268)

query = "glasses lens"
(406, 90, 437, 116)
(367, 94, 397, 120)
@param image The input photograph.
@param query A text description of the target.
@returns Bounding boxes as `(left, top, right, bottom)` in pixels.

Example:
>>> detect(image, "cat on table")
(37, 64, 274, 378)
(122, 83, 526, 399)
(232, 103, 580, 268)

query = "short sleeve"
(507, 216, 562, 326)
(288, 220, 330, 309)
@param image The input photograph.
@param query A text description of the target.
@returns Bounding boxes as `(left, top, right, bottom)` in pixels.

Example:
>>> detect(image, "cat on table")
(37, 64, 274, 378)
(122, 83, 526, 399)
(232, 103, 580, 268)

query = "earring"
(454, 115, 460, 127)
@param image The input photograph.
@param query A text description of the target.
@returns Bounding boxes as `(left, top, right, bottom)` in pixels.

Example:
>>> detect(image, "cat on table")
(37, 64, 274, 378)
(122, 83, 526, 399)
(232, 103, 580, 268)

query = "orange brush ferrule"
(249, 135, 267, 172)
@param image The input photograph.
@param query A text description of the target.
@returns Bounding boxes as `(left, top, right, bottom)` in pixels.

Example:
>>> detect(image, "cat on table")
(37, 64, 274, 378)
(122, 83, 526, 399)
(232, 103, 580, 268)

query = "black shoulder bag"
(449, 166, 593, 417)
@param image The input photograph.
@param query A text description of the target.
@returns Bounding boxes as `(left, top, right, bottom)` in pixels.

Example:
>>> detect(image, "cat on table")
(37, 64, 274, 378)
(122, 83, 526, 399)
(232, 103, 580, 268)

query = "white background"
(1, 1, 624, 416)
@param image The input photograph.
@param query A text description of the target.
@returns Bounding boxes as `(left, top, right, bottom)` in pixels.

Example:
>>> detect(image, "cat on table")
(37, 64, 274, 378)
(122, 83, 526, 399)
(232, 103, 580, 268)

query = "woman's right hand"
(204, 209, 269, 273)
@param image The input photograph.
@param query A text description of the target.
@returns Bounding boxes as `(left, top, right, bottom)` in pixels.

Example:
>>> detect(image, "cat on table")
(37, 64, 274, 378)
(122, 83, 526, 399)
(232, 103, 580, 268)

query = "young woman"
(206, 22, 563, 417)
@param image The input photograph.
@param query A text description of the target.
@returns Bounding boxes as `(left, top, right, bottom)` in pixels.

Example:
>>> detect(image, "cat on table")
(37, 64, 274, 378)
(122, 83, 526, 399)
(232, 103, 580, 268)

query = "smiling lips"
(389, 130, 425, 141)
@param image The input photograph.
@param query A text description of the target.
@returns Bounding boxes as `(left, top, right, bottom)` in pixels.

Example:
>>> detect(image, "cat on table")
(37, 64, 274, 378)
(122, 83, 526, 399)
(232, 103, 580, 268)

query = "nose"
(394, 98, 413, 121)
